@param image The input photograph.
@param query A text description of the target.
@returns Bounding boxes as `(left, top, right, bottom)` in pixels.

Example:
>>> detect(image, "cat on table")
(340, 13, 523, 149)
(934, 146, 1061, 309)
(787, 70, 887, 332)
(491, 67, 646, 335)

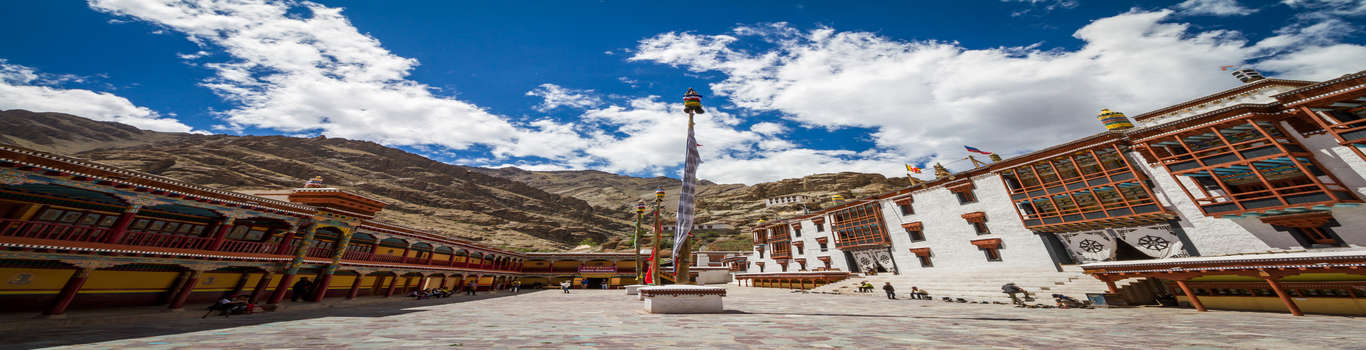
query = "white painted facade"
(740, 71, 1366, 281)
(764, 195, 809, 207)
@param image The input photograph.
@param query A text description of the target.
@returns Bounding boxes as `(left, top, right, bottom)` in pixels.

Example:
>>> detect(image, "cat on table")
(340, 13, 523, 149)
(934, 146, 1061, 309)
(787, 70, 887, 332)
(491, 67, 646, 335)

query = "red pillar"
(102, 208, 139, 244)
(346, 274, 364, 299)
(438, 275, 448, 290)
(44, 268, 91, 316)
(248, 273, 273, 304)
(1264, 277, 1304, 316)
(399, 247, 411, 264)
(384, 275, 400, 297)
(168, 270, 201, 310)
(275, 230, 298, 255)
(228, 271, 251, 297)
(311, 272, 333, 302)
(1175, 280, 1206, 312)
(1105, 279, 1118, 294)
(207, 218, 236, 251)
(267, 273, 296, 304)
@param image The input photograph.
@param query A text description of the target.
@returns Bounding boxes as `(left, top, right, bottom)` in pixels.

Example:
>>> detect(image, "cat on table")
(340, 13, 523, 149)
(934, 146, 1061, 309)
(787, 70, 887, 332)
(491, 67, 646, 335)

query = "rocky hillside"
(0, 110, 911, 252)
(0, 110, 625, 251)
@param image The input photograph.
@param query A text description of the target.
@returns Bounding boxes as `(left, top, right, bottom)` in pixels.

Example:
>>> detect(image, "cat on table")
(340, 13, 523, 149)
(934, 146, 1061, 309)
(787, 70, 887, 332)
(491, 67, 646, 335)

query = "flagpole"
(652, 187, 664, 285)
(634, 201, 645, 284)
(675, 112, 695, 285)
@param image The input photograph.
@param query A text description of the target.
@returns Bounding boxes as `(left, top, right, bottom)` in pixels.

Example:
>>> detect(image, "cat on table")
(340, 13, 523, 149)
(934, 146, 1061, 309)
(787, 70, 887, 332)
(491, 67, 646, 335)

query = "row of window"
(908, 246, 1003, 268)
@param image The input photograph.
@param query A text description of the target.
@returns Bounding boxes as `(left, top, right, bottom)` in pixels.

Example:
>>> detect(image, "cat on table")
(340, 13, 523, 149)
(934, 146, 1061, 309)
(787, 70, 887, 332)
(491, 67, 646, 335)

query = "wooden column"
(1263, 276, 1304, 316)
(248, 272, 273, 304)
(311, 271, 332, 302)
(167, 270, 201, 310)
(44, 267, 91, 316)
(1105, 279, 1118, 294)
(1175, 280, 1206, 312)
(102, 207, 140, 244)
(384, 275, 400, 297)
(346, 274, 364, 300)
(275, 230, 298, 255)
(267, 274, 296, 305)
(228, 271, 251, 297)
(207, 218, 237, 251)
(438, 275, 448, 290)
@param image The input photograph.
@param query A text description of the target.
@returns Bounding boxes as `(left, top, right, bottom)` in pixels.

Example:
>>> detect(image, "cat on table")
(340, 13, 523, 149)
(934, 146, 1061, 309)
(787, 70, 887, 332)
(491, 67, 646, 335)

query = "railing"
(306, 245, 334, 258)
(219, 240, 279, 254)
(342, 246, 373, 260)
(0, 219, 526, 271)
(371, 254, 406, 263)
(0, 218, 109, 243)
(121, 231, 212, 250)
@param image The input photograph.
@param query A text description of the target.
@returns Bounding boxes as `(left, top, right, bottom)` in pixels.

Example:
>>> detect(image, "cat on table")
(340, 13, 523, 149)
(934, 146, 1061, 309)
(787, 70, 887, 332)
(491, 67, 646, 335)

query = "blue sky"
(1, 0, 1364, 184)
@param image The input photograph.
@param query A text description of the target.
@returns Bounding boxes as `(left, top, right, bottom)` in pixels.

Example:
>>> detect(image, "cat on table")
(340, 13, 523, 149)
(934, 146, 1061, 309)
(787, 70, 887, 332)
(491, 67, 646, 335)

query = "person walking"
(560, 280, 571, 294)
(466, 280, 477, 296)
(1002, 282, 1026, 306)
(291, 277, 313, 302)
(512, 280, 521, 293)
(882, 282, 897, 300)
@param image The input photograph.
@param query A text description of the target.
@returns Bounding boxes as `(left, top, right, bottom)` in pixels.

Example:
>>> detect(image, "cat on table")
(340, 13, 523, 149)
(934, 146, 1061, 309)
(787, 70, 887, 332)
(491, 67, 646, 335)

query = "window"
(917, 254, 933, 267)
(817, 240, 829, 252)
(815, 222, 825, 232)
(1292, 227, 1342, 247)
(795, 244, 804, 255)
(956, 190, 977, 204)
(899, 203, 914, 215)
(793, 225, 802, 237)
(981, 247, 1002, 261)
(971, 222, 990, 235)
(908, 229, 925, 242)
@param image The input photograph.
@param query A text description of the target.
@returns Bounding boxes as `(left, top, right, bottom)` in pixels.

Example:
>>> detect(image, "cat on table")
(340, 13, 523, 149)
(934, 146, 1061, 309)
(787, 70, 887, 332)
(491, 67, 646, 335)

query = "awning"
(970, 238, 1002, 249)
(1259, 211, 1334, 228)
(812, 217, 825, 224)
(792, 241, 804, 247)
(948, 181, 975, 192)
(901, 222, 923, 231)
(893, 196, 913, 205)
(816, 256, 831, 261)
(961, 211, 987, 223)
(815, 237, 828, 244)
(909, 248, 932, 257)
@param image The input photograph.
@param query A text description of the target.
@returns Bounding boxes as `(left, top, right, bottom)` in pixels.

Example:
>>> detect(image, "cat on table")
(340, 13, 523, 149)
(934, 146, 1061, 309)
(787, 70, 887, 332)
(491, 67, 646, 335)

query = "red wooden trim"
(970, 238, 1002, 249)
(961, 212, 987, 223)
(909, 248, 932, 256)
(1259, 211, 1334, 228)
(901, 222, 923, 231)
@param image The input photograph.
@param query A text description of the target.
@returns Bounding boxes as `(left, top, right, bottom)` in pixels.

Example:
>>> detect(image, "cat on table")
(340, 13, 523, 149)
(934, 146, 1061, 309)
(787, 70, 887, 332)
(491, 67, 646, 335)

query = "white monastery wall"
(882, 173, 1058, 275)
(1136, 84, 1302, 127)
(1130, 151, 1278, 255)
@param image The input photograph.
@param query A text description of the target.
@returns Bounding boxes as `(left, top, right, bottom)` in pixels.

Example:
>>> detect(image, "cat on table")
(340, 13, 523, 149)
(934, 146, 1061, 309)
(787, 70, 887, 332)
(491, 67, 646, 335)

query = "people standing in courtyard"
(1002, 282, 1026, 306)
(910, 286, 924, 300)
(883, 282, 896, 300)
(560, 280, 571, 293)
(512, 280, 521, 293)
(467, 280, 477, 296)
(291, 277, 313, 302)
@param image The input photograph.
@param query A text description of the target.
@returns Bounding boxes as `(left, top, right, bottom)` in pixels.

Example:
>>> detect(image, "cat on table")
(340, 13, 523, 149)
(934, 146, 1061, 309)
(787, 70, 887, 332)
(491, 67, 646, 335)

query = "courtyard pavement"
(3, 285, 1363, 349)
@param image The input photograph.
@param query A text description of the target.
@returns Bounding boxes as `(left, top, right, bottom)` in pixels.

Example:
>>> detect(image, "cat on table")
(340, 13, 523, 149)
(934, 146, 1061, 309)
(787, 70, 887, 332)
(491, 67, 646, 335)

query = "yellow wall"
(0, 268, 74, 295)
(432, 253, 451, 263)
(377, 247, 405, 256)
(1178, 296, 1366, 315)
(84, 271, 180, 294)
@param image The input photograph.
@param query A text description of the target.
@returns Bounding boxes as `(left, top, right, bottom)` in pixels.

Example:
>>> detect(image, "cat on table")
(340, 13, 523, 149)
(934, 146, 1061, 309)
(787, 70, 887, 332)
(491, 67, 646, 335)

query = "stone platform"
(625, 284, 645, 296)
(639, 285, 726, 314)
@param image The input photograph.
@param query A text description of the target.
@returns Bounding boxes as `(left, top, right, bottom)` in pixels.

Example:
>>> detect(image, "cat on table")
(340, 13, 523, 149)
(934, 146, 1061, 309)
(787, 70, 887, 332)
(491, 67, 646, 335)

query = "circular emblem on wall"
(1137, 235, 1170, 251)
(859, 256, 873, 265)
(1078, 239, 1104, 253)
(878, 254, 892, 264)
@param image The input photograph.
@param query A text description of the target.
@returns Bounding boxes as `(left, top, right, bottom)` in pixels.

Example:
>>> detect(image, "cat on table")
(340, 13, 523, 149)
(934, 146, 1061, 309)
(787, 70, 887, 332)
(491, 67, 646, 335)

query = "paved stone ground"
(4, 285, 1363, 349)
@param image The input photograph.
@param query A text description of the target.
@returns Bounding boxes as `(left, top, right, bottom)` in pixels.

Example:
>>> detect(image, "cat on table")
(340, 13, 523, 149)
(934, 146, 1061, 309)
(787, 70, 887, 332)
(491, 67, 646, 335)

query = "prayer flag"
(964, 145, 993, 155)
(905, 164, 921, 174)
(672, 119, 701, 259)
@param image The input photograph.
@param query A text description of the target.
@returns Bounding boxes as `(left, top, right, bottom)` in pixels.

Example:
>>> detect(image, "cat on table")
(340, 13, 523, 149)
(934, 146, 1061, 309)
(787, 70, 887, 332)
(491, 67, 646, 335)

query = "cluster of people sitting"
(204, 295, 259, 318)
(409, 288, 453, 299)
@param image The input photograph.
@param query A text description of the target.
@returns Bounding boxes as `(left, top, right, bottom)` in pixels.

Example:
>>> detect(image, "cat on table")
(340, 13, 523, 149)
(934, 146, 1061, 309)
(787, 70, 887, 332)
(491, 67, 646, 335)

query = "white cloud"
(1281, 0, 1366, 17)
(88, 0, 555, 157)
(0, 60, 195, 132)
(629, 10, 1366, 181)
(1176, 0, 1258, 16)
(525, 83, 601, 112)
(1002, 0, 1080, 16)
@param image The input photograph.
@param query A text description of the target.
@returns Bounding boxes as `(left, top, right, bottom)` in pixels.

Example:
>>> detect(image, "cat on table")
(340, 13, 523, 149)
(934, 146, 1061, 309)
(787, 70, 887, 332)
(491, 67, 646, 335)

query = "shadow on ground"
(0, 290, 541, 349)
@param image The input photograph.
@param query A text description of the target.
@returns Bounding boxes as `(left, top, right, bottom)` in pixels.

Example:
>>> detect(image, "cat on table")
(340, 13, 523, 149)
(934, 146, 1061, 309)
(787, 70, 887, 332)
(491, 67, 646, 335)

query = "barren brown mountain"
(0, 110, 909, 252)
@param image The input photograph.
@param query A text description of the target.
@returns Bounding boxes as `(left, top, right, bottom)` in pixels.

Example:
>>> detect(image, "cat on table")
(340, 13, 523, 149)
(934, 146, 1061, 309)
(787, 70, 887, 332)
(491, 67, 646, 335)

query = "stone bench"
(639, 286, 726, 314)
(625, 284, 646, 296)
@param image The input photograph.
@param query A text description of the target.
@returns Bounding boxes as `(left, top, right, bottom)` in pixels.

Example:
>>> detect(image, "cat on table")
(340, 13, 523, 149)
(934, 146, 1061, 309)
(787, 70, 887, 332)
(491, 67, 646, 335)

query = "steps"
(808, 268, 1125, 304)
